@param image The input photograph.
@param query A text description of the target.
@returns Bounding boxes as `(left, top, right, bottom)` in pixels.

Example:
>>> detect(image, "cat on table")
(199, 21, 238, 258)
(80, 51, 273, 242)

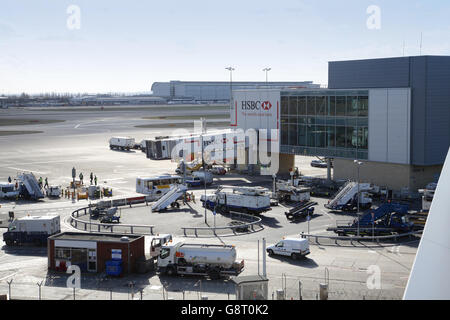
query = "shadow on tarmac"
(1, 245, 47, 257)
(267, 255, 319, 268)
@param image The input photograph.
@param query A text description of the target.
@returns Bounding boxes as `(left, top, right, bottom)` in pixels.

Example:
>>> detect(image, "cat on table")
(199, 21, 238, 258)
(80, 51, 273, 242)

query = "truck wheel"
(291, 253, 299, 260)
(209, 271, 220, 280)
(267, 249, 274, 256)
(5, 240, 12, 246)
(166, 266, 176, 276)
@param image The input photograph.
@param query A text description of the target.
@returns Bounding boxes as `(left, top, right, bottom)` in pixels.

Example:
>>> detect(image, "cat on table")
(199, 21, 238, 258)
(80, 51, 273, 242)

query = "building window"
(306, 97, 315, 116)
(346, 126, 357, 148)
(55, 247, 71, 259)
(298, 124, 307, 146)
(298, 97, 306, 115)
(336, 96, 346, 116)
(281, 125, 288, 145)
(288, 123, 298, 145)
(357, 127, 368, 149)
(288, 97, 297, 117)
(316, 96, 327, 116)
(297, 116, 307, 125)
(281, 96, 288, 115)
(327, 126, 336, 147)
(328, 96, 336, 116)
(336, 127, 346, 148)
(306, 123, 315, 147)
(315, 125, 327, 148)
(358, 96, 368, 117)
(280, 91, 369, 160)
(347, 96, 359, 117)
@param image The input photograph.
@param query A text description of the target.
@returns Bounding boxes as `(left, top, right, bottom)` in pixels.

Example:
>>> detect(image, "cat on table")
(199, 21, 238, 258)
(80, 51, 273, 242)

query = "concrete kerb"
(303, 230, 422, 248)
(69, 201, 264, 238)
(69, 206, 155, 235)
(181, 212, 264, 238)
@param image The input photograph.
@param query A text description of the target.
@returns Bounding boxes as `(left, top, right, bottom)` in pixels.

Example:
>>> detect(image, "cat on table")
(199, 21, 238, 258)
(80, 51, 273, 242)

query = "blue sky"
(0, 0, 449, 94)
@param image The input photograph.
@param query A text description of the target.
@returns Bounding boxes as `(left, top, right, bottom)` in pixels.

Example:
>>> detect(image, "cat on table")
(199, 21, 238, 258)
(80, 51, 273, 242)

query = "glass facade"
(280, 90, 369, 159)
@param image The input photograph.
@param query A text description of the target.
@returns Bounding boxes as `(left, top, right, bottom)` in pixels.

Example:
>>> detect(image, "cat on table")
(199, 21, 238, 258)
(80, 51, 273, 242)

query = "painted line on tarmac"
(6, 167, 49, 175)
(0, 271, 19, 281)
(321, 209, 336, 221)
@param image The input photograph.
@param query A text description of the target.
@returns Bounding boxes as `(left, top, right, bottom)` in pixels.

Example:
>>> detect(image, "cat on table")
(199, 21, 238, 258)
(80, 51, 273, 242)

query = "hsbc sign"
(241, 100, 272, 111)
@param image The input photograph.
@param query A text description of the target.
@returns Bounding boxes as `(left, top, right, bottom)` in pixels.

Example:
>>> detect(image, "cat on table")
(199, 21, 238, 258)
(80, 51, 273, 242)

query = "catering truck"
(201, 186, 271, 215)
(157, 240, 245, 279)
(109, 137, 135, 151)
(3, 215, 60, 246)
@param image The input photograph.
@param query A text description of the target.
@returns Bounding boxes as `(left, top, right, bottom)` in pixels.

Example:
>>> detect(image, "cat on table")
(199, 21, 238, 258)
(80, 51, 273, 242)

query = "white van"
(266, 238, 310, 260)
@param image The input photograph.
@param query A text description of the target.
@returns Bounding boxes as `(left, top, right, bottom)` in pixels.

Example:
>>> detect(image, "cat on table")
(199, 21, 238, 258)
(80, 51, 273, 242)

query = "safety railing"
(181, 211, 264, 237)
(69, 206, 155, 235)
(299, 230, 423, 246)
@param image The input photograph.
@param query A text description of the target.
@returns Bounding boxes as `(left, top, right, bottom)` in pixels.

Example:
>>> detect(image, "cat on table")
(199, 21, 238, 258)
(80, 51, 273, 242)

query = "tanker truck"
(157, 240, 244, 279)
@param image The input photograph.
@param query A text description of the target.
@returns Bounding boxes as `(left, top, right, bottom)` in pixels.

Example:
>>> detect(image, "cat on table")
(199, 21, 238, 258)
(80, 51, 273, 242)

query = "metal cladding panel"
(386, 89, 411, 164)
(409, 57, 427, 165)
(368, 88, 411, 164)
(425, 57, 450, 164)
(328, 57, 411, 89)
(368, 89, 388, 162)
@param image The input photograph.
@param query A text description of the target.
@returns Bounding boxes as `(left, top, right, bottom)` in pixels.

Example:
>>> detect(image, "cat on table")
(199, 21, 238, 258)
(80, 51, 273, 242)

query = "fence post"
(37, 281, 43, 300)
(195, 229, 198, 237)
(183, 228, 186, 237)
(7, 279, 13, 300)
(131, 226, 133, 234)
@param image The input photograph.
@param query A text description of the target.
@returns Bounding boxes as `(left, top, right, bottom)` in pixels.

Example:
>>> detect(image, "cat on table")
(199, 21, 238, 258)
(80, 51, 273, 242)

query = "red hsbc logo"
(261, 101, 272, 111)
(241, 100, 272, 111)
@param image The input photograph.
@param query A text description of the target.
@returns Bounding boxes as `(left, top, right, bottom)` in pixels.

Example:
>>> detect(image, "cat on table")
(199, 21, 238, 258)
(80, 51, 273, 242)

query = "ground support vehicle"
(285, 201, 317, 221)
(327, 202, 412, 236)
(325, 181, 372, 211)
(109, 137, 135, 151)
(3, 215, 60, 246)
(266, 238, 310, 260)
(201, 186, 271, 215)
(157, 241, 244, 279)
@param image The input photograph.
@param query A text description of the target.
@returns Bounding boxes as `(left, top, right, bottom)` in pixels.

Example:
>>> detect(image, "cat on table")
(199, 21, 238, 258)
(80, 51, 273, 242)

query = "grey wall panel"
(368, 88, 411, 164)
(386, 89, 411, 164)
(409, 56, 427, 165)
(329, 57, 410, 89)
(425, 57, 450, 164)
(368, 89, 388, 162)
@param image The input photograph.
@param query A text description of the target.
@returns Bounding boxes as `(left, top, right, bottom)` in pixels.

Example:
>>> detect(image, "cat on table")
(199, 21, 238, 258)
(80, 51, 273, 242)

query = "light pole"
(262, 67, 271, 83)
(200, 118, 207, 224)
(354, 160, 363, 237)
(225, 66, 235, 105)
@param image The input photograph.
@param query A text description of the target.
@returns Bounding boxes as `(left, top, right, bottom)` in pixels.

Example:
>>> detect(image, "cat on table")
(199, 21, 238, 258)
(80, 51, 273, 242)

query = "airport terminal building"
(232, 56, 450, 190)
(151, 80, 320, 103)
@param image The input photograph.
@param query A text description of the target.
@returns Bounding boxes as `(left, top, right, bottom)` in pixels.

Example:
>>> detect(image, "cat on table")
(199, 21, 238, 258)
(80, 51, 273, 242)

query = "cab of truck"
(266, 238, 310, 260)
(150, 234, 173, 258)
